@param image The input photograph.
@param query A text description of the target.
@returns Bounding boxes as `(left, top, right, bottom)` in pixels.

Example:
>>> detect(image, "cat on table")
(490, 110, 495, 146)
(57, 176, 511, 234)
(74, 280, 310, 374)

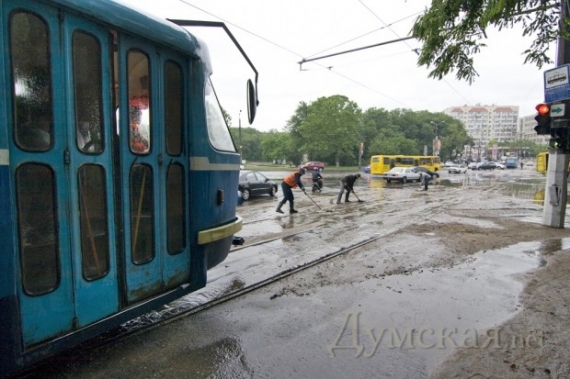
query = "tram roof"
(47, 0, 205, 60)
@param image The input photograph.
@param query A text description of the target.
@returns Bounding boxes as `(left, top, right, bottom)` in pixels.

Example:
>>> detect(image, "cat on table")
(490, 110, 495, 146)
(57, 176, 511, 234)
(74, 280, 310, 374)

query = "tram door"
(7, 1, 119, 345)
(118, 37, 191, 303)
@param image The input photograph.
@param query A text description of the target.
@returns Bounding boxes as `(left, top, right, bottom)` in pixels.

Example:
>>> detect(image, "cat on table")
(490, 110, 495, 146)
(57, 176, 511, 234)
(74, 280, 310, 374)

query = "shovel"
(304, 191, 321, 210)
(352, 190, 365, 203)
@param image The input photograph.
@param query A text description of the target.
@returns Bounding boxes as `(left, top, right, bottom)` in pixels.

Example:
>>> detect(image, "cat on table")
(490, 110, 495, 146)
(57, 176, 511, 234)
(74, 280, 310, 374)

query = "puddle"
(352, 241, 546, 374)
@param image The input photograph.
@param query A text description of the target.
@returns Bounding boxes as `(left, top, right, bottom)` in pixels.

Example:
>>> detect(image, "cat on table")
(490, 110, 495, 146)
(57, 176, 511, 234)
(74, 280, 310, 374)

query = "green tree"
(296, 95, 362, 166)
(369, 134, 419, 155)
(284, 101, 310, 165)
(260, 132, 294, 163)
(411, 0, 560, 82)
(229, 127, 264, 161)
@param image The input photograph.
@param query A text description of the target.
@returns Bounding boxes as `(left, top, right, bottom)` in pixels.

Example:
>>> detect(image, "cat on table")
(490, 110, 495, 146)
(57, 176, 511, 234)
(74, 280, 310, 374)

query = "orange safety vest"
(283, 172, 299, 188)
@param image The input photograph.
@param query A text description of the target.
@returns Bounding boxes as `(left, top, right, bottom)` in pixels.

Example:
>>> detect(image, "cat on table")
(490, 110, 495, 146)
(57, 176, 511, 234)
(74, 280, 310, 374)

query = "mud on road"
(225, 169, 570, 378)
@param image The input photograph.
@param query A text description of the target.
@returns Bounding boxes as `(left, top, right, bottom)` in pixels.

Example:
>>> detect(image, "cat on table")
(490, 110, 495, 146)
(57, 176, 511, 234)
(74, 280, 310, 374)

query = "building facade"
(444, 104, 520, 159)
(519, 114, 549, 145)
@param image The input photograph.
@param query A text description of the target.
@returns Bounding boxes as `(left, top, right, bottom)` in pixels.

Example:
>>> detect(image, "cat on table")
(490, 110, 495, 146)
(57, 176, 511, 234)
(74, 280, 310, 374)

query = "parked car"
(238, 170, 278, 200)
(300, 161, 325, 171)
(447, 163, 468, 174)
(384, 167, 421, 183)
(411, 166, 440, 178)
(363, 165, 371, 174)
(494, 162, 506, 170)
(468, 162, 478, 170)
(476, 162, 496, 170)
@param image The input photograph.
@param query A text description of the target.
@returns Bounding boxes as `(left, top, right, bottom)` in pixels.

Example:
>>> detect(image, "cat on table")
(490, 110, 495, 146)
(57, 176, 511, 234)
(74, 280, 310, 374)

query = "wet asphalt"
(16, 166, 570, 379)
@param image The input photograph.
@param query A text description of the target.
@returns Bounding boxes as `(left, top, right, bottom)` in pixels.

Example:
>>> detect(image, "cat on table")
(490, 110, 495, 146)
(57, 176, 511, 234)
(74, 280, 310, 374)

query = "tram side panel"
(0, 0, 247, 375)
(0, 87, 21, 378)
(0, 1, 26, 375)
(188, 71, 242, 275)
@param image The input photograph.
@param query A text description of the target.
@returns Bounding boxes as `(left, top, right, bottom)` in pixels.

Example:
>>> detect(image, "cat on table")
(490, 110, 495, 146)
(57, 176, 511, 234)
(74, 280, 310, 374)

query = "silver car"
(384, 167, 421, 183)
(447, 164, 467, 174)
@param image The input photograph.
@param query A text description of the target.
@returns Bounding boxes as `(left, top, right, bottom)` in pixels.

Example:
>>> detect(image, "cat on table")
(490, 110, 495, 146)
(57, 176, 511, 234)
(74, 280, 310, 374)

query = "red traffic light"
(536, 103, 550, 116)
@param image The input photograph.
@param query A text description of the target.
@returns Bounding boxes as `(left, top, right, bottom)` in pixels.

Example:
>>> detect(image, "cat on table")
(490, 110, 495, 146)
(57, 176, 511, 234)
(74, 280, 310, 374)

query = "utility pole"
(542, 3, 570, 228)
(430, 121, 445, 156)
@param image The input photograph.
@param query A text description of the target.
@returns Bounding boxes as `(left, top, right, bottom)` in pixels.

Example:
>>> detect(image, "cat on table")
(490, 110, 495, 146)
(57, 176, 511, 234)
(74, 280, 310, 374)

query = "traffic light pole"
(543, 146, 569, 227)
(543, 4, 570, 228)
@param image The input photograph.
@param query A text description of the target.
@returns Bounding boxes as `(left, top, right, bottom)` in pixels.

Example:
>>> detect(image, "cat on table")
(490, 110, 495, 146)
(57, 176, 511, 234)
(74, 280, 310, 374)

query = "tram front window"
(205, 79, 235, 152)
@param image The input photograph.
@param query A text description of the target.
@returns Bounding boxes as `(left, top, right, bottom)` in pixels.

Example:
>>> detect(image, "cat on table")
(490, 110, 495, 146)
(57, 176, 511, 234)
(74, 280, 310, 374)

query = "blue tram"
(0, 0, 257, 376)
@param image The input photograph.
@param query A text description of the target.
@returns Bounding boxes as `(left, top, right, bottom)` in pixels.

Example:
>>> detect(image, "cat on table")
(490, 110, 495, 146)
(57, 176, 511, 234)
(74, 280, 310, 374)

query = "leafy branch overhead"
(412, 0, 562, 83)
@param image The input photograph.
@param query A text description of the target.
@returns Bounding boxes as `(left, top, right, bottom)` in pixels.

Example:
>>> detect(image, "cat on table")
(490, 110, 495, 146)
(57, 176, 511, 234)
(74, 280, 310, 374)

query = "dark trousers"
(277, 182, 295, 210)
(336, 183, 351, 203)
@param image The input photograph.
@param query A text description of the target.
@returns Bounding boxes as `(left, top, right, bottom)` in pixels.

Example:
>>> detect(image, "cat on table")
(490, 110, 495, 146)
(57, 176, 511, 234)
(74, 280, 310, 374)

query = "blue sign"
(544, 65, 570, 103)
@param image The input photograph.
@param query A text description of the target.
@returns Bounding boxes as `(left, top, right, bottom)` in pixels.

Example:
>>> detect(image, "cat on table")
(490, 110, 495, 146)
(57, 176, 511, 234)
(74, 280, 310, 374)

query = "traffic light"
(534, 103, 552, 135)
(550, 127, 570, 151)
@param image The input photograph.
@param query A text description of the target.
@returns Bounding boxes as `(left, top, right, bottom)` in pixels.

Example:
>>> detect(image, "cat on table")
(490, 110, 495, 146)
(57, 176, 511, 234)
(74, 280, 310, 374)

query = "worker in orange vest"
(276, 167, 306, 214)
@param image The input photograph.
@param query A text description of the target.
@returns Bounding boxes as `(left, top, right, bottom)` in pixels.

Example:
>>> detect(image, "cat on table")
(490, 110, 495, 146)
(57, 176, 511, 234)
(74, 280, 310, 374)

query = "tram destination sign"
(544, 65, 570, 103)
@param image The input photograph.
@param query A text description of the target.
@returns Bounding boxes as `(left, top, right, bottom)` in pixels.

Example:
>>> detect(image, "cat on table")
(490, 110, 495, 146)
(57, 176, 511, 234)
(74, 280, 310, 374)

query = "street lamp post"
(430, 121, 445, 156)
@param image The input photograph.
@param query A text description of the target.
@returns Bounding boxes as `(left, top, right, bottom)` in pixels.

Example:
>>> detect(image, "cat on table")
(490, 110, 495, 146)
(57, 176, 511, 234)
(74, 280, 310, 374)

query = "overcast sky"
(121, 0, 556, 132)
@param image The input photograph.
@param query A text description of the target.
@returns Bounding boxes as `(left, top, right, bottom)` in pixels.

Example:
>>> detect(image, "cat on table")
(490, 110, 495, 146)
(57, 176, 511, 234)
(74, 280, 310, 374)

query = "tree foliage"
(362, 108, 473, 161)
(232, 97, 475, 164)
(412, 0, 561, 82)
(296, 95, 362, 166)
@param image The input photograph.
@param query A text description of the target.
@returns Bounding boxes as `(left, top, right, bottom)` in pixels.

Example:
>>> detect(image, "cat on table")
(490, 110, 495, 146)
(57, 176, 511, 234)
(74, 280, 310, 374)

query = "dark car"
(410, 166, 440, 178)
(363, 165, 371, 174)
(476, 162, 496, 170)
(238, 170, 278, 200)
(300, 161, 325, 171)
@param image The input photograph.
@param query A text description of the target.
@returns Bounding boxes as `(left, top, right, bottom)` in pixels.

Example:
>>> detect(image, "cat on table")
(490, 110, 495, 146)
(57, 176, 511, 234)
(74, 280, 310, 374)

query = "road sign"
(545, 65, 570, 102)
(551, 103, 565, 117)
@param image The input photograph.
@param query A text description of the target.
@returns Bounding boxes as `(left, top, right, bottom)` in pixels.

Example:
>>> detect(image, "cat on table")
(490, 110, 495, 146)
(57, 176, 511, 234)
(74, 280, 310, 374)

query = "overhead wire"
(305, 11, 424, 59)
(357, 0, 473, 105)
(178, 0, 428, 108)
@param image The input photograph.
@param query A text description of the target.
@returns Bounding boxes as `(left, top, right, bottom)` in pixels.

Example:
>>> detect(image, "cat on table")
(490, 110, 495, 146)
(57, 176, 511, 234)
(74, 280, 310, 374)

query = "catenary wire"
(357, 0, 473, 105)
(179, 0, 415, 107)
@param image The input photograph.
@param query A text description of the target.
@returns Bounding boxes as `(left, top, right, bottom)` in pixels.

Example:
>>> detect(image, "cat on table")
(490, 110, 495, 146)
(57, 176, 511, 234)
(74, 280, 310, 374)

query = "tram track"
(84, 230, 386, 351)
(31, 190, 411, 372)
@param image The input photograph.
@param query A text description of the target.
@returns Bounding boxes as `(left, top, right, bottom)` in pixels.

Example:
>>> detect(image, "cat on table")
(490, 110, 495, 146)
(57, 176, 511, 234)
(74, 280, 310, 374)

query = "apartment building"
(519, 114, 549, 145)
(444, 104, 520, 158)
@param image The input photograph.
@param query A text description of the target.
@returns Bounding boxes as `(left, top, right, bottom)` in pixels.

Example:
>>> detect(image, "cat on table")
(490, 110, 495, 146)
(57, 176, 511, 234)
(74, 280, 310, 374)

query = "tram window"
(165, 61, 183, 155)
(166, 164, 185, 254)
(205, 79, 236, 152)
(10, 11, 54, 152)
(73, 31, 103, 154)
(16, 163, 59, 295)
(78, 165, 109, 280)
(128, 50, 151, 154)
(130, 164, 155, 264)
